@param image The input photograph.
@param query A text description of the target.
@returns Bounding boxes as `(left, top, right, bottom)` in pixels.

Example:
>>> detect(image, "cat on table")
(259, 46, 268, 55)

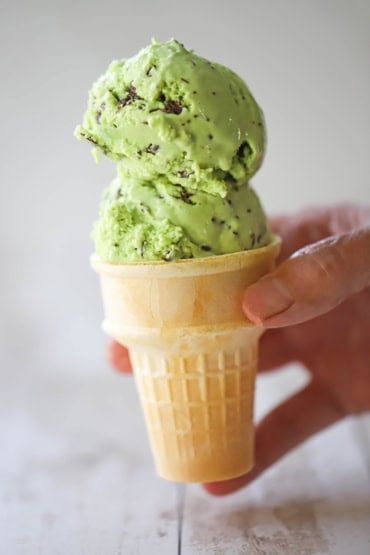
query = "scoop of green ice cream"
(75, 38, 265, 196)
(76, 39, 271, 262)
(93, 174, 271, 261)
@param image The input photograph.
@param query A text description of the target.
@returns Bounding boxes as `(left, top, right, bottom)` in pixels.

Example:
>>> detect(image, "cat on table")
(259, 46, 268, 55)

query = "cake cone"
(91, 237, 280, 482)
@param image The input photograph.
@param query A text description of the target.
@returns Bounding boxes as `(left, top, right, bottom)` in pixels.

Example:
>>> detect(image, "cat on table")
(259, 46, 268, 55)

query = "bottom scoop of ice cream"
(93, 175, 271, 262)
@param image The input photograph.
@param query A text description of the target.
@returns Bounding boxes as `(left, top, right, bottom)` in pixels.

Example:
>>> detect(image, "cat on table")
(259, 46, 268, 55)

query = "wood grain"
(0, 366, 369, 554)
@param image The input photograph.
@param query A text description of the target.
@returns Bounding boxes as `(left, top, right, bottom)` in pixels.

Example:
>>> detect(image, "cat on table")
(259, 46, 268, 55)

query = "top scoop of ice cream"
(75, 38, 265, 196)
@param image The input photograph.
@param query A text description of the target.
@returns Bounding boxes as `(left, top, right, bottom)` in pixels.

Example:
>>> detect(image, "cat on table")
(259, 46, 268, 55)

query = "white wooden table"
(1, 365, 369, 554)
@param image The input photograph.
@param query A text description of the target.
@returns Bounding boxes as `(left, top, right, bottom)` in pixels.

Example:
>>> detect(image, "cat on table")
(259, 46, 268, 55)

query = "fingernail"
(243, 277, 294, 323)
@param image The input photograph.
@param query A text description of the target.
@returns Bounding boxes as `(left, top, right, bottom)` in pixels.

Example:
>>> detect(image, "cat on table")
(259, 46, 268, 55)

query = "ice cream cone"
(91, 236, 280, 482)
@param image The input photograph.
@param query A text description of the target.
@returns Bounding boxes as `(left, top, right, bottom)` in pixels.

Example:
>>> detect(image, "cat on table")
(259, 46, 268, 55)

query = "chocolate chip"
(118, 83, 142, 108)
(250, 232, 256, 247)
(162, 250, 172, 261)
(109, 88, 120, 102)
(163, 100, 183, 115)
(176, 170, 191, 178)
(146, 66, 154, 77)
(181, 78, 189, 83)
(145, 143, 160, 155)
(128, 83, 139, 96)
(80, 131, 98, 145)
(173, 184, 195, 204)
(95, 101, 106, 124)
(208, 134, 213, 140)
(201, 245, 211, 251)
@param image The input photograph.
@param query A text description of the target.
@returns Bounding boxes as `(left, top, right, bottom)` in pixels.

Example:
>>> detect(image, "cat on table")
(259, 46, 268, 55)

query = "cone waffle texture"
(92, 237, 280, 482)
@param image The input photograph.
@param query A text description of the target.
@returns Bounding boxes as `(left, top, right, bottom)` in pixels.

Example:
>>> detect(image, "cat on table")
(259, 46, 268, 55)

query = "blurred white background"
(1, 0, 369, 379)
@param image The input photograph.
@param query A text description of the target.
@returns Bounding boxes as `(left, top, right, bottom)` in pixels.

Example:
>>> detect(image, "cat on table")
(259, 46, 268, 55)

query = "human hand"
(205, 204, 370, 494)
(107, 204, 370, 495)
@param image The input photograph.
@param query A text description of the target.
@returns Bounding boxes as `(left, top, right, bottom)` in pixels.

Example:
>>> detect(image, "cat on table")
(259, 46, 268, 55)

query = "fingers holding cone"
(107, 329, 297, 375)
(107, 338, 346, 497)
(107, 340, 132, 374)
(242, 228, 370, 328)
(203, 380, 346, 496)
(258, 328, 298, 372)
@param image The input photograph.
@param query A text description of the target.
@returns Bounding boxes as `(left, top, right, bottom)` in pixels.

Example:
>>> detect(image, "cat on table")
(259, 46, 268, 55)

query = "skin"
(107, 204, 370, 495)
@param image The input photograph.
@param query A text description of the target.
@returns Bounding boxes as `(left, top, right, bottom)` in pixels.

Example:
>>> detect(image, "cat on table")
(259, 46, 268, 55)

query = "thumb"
(243, 227, 370, 327)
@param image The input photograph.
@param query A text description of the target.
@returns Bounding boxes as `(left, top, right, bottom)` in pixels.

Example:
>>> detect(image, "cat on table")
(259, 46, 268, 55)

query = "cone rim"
(91, 235, 281, 278)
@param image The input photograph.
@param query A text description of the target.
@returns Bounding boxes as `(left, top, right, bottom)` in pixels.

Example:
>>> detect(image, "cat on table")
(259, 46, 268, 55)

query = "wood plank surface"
(181, 366, 370, 554)
(1, 366, 369, 554)
(0, 372, 178, 555)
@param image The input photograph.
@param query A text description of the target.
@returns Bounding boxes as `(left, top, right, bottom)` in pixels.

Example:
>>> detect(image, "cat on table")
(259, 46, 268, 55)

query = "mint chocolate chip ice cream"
(75, 39, 271, 261)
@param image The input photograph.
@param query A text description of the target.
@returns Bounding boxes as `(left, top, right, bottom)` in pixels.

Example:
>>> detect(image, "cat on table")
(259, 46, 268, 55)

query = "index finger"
(107, 341, 132, 374)
(269, 208, 330, 262)
(269, 204, 370, 262)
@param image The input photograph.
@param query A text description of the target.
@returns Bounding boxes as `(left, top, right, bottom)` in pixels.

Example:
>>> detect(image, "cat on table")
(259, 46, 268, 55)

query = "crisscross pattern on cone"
(92, 237, 280, 482)
(130, 333, 258, 482)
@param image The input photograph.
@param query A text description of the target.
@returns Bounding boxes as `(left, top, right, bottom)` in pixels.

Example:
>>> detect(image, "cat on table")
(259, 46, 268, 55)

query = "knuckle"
(291, 235, 350, 301)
